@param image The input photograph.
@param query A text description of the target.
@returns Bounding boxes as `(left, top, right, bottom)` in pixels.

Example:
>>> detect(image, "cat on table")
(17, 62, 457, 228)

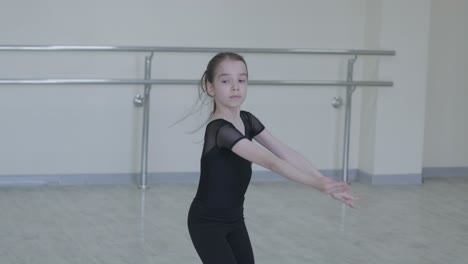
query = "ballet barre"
(0, 79, 392, 86)
(0, 45, 395, 188)
(0, 45, 395, 56)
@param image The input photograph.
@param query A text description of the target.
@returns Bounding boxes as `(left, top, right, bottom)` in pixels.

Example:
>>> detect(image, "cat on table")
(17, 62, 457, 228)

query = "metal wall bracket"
(134, 94, 144, 107)
(331, 96, 343, 108)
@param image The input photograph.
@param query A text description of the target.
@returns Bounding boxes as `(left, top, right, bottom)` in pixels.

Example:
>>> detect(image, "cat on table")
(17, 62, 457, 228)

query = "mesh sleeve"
(245, 111, 265, 138)
(216, 123, 246, 150)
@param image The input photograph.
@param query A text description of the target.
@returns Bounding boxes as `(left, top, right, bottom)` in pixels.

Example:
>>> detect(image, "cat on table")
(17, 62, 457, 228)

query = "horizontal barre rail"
(0, 45, 396, 56)
(0, 79, 393, 87)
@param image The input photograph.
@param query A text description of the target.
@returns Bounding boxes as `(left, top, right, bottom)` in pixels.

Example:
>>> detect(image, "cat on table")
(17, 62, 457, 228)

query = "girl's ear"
(206, 81, 215, 97)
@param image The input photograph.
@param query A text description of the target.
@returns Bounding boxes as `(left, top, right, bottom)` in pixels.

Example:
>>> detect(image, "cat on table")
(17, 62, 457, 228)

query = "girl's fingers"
(343, 195, 360, 208)
(337, 196, 355, 208)
(329, 191, 361, 208)
(326, 182, 349, 194)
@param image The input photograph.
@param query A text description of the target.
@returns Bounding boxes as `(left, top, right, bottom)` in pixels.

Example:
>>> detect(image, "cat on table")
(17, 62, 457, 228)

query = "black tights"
(188, 201, 254, 264)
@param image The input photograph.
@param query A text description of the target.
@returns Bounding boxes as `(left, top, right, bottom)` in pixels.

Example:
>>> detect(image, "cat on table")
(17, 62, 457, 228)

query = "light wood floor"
(0, 177, 467, 264)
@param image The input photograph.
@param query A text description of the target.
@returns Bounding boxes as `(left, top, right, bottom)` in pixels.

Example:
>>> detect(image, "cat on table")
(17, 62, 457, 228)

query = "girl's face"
(207, 59, 248, 110)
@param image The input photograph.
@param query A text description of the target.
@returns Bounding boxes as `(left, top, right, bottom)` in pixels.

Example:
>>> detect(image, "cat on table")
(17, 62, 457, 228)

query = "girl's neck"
(212, 107, 241, 123)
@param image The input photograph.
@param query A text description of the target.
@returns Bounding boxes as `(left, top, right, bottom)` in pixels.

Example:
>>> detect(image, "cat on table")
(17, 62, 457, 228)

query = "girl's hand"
(330, 191, 360, 208)
(318, 177, 350, 194)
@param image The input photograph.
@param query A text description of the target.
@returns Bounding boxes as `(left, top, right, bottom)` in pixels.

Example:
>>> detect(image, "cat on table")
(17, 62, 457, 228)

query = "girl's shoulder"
(240, 110, 252, 116)
(205, 119, 232, 135)
(240, 110, 263, 123)
(240, 110, 256, 120)
(206, 118, 230, 127)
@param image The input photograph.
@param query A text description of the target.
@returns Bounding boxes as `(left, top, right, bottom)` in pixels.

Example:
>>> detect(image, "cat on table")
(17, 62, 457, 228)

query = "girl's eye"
(239, 79, 247, 83)
(221, 79, 230, 84)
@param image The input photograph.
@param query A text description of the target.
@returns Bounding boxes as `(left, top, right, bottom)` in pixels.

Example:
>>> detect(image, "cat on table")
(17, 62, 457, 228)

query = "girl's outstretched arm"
(254, 129, 326, 179)
(251, 129, 360, 208)
(231, 138, 349, 194)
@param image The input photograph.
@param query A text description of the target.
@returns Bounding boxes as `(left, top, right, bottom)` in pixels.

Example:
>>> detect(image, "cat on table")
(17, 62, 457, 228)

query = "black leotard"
(191, 110, 265, 222)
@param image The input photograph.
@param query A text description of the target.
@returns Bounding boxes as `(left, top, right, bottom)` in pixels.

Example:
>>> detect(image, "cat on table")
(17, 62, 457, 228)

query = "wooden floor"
(0, 177, 467, 264)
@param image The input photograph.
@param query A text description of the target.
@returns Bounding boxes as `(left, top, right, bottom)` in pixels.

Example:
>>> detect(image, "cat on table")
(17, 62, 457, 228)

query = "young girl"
(187, 52, 358, 264)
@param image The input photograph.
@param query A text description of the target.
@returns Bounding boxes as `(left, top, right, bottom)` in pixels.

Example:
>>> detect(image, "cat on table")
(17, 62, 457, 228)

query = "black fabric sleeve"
(216, 123, 246, 150)
(244, 111, 265, 138)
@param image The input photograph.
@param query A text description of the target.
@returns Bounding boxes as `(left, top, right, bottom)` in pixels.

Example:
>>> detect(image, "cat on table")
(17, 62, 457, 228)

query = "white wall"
(359, 0, 382, 174)
(375, 0, 431, 176)
(3, 0, 460, 182)
(358, 0, 432, 182)
(424, 0, 468, 168)
(0, 0, 368, 176)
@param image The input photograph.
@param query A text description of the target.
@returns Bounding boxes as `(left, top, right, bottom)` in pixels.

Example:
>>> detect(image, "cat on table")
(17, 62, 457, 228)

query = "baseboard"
(422, 167, 468, 178)
(145, 170, 356, 184)
(0, 174, 137, 186)
(3, 167, 466, 187)
(0, 169, 355, 187)
(357, 170, 423, 185)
